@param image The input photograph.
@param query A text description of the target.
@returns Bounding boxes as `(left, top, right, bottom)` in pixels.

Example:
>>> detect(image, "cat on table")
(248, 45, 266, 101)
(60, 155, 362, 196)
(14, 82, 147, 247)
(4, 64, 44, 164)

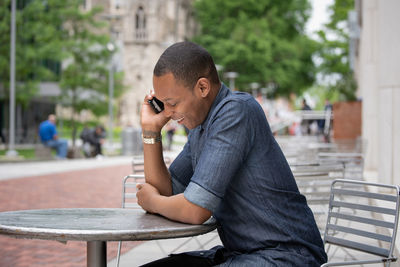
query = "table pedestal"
(87, 241, 106, 267)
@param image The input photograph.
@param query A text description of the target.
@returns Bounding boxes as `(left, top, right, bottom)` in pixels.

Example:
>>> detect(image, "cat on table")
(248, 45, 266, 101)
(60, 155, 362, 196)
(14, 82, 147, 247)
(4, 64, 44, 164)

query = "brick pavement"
(0, 163, 139, 267)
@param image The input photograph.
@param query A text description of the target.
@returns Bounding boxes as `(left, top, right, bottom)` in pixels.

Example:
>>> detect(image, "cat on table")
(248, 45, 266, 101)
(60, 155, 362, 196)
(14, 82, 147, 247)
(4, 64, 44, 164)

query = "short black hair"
(154, 41, 220, 89)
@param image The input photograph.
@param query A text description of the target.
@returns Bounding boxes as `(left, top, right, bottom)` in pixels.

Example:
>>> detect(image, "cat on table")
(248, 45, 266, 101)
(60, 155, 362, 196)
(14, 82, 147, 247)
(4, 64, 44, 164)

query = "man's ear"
(197, 78, 211, 97)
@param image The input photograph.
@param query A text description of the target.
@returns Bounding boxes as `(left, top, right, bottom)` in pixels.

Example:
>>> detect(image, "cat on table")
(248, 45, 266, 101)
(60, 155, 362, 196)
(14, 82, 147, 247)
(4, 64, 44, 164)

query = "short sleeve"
(184, 99, 254, 213)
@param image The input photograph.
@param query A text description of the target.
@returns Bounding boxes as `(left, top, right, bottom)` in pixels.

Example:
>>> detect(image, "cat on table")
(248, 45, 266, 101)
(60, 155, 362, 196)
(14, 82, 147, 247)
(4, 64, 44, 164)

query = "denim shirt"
(169, 84, 327, 265)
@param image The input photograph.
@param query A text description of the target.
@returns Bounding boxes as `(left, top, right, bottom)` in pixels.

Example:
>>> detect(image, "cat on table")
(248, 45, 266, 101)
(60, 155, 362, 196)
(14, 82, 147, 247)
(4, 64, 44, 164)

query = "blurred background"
(0, 0, 399, 184)
(1, 1, 400, 266)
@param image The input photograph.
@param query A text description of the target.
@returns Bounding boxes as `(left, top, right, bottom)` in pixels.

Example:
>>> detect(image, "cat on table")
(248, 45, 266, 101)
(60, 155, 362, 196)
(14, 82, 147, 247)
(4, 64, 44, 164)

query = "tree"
(57, 0, 124, 145)
(316, 0, 357, 101)
(0, 0, 63, 106)
(0, 0, 124, 145)
(192, 0, 318, 97)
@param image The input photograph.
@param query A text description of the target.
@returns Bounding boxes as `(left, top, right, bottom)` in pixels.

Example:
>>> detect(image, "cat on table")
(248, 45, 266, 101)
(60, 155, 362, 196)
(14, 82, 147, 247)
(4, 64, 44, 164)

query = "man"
(137, 42, 327, 266)
(301, 99, 313, 135)
(317, 99, 333, 141)
(39, 114, 68, 159)
(80, 125, 106, 157)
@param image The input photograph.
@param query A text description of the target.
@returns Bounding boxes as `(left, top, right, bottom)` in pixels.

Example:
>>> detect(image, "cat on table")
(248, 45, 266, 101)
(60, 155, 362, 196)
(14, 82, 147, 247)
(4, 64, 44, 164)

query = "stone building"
(94, 0, 197, 127)
(354, 0, 400, 186)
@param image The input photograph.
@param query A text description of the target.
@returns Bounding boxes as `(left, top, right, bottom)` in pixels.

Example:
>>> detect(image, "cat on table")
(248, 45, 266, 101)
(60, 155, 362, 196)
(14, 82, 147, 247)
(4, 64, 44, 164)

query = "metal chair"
(131, 156, 172, 174)
(116, 174, 144, 267)
(292, 165, 345, 234)
(115, 174, 178, 267)
(322, 179, 400, 266)
(116, 156, 172, 267)
(318, 152, 364, 180)
(117, 157, 217, 266)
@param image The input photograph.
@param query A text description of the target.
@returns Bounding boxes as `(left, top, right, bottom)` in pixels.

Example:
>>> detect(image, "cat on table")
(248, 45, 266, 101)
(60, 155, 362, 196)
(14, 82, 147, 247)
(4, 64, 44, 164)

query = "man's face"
(49, 115, 56, 124)
(153, 73, 209, 130)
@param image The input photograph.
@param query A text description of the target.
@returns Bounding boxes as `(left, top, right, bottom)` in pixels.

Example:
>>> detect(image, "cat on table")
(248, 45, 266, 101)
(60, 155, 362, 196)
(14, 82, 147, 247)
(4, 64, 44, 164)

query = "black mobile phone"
(148, 97, 164, 114)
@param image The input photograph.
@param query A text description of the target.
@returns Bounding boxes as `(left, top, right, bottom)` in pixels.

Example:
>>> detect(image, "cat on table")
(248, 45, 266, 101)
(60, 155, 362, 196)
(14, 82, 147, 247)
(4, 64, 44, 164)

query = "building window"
(135, 6, 147, 41)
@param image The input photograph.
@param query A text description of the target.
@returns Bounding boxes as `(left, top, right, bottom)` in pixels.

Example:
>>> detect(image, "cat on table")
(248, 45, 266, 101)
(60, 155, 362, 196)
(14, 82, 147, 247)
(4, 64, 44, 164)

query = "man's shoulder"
(215, 91, 259, 116)
(39, 120, 50, 128)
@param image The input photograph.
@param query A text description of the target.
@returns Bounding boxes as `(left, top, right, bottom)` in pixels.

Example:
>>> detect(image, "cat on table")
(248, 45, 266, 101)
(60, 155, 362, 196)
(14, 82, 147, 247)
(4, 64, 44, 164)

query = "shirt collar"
(199, 83, 231, 132)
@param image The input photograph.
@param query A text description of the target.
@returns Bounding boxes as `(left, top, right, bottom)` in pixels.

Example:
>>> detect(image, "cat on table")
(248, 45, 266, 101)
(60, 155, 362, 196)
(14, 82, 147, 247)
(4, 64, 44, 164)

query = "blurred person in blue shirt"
(39, 114, 68, 159)
(136, 42, 327, 266)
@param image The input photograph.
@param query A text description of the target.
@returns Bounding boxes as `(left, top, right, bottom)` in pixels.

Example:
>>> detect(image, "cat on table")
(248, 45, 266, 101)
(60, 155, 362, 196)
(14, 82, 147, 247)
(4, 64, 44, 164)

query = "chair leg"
(155, 240, 168, 255)
(116, 241, 122, 267)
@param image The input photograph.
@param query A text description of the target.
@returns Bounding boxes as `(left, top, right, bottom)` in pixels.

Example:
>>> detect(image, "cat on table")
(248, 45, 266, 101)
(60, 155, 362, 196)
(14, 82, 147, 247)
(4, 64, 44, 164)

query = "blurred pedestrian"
(165, 121, 177, 151)
(80, 125, 92, 157)
(38, 114, 68, 159)
(301, 99, 312, 135)
(80, 125, 106, 158)
(318, 99, 333, 141)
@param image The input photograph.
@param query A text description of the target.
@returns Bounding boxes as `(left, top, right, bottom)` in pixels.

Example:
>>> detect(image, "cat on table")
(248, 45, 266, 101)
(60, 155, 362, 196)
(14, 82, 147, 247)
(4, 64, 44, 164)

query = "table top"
(0, 208, 217, 242)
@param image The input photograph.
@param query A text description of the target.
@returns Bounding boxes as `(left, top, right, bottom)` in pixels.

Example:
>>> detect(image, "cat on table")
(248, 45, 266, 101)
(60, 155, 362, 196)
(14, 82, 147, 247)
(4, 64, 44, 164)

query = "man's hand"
(141, 93, 170, 133)
(136, 183, 160, 214)
(136, 182, 212, 224)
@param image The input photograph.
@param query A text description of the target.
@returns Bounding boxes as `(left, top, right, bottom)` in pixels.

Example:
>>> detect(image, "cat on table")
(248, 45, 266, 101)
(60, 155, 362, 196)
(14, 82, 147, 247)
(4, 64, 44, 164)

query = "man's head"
(95, 126, 104, 135)
(152, 42, 221, 130)
(48, 114, 56, 124)
(154, 41, 220, 89)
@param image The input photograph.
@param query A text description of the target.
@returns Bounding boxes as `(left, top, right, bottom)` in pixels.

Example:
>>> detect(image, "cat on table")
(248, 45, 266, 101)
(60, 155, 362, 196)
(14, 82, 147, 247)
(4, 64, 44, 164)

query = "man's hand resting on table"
(136, 183, 212, 225)
(136, 183, 160, 214)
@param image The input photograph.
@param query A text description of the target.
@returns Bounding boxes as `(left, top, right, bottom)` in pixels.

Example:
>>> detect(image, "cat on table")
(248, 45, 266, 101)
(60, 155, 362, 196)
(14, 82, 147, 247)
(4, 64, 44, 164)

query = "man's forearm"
(143, 130, 173, 196)
(151, 193, 212, 225)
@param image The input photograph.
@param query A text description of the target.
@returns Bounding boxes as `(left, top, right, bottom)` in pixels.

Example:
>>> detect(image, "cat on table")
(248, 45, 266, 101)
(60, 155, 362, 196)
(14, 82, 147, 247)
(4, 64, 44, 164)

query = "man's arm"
(142, 133, 173, 196)
(51, 124, 59, 140)
(141, 94, 172, 196)
(136, 183, 212, 224)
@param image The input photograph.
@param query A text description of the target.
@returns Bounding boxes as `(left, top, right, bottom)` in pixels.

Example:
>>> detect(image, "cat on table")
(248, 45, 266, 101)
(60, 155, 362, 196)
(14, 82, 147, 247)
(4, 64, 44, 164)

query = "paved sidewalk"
(0, 144, 186, 267)
(0, 160, 134, 267)
(0, 155, 133, 181)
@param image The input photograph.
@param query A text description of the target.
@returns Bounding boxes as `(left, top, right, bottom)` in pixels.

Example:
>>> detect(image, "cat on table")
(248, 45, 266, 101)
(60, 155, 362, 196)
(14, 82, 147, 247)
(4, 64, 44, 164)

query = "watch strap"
(142, 134, 161, 144)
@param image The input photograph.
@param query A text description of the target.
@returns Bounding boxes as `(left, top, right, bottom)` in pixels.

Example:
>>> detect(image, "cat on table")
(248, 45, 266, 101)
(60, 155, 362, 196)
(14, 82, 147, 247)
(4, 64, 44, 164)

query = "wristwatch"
(142, 134, 161, 144)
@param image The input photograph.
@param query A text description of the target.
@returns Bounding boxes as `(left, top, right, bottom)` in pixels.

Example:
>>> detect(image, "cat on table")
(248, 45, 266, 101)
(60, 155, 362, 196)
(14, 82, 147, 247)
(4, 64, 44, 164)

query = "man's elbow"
(185, 208, 212, 225)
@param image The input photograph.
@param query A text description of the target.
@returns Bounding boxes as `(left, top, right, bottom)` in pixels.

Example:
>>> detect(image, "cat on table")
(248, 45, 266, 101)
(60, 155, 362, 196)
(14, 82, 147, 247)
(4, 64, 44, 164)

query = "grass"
(0, 148, 37, 160)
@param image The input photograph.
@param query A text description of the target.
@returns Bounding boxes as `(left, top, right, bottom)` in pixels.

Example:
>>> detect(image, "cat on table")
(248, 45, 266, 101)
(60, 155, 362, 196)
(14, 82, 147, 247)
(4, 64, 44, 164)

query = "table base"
(87, 241, 106, 267)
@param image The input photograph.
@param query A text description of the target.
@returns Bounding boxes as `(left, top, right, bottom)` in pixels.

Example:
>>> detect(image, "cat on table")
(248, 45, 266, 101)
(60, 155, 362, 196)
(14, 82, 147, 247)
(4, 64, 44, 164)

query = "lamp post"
(107, 42, 115, 152)
(250, 82, 260, 98)
(6, 0, 18, 157)
(224, 72, 238, 91)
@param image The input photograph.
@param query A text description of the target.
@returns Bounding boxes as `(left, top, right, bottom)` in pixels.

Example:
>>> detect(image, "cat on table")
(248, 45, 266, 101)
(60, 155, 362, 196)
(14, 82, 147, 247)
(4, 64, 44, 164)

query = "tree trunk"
(71, 89, 77, 147)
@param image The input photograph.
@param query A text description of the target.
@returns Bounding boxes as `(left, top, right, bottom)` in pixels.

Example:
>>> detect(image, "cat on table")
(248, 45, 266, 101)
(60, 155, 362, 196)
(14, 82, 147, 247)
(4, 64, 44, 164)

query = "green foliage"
(316, 0, 357, 101)
(59, 3, 110, 103)
(0, 0, 125, 144)
(192, 0, 318, 96)
(0, 0, 64, 106)
(55, 1, 124, 144)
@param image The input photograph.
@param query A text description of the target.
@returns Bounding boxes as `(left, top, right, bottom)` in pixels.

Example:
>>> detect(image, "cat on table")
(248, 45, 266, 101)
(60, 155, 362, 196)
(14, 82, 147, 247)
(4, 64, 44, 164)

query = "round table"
(0, 208, 217, 267)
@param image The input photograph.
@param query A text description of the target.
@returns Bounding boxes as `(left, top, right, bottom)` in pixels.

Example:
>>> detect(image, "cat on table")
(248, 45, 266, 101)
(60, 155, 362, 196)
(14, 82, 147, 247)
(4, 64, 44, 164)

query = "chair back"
(121, 174, 145, 209)
(292, 164, 345, 235)
(323, 179, 400, 263)
(318, 152, 364, 180)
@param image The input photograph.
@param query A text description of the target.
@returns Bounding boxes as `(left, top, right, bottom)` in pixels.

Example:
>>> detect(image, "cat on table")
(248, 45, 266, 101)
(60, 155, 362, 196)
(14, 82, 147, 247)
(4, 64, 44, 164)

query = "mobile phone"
(148, 97, 164, 114)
